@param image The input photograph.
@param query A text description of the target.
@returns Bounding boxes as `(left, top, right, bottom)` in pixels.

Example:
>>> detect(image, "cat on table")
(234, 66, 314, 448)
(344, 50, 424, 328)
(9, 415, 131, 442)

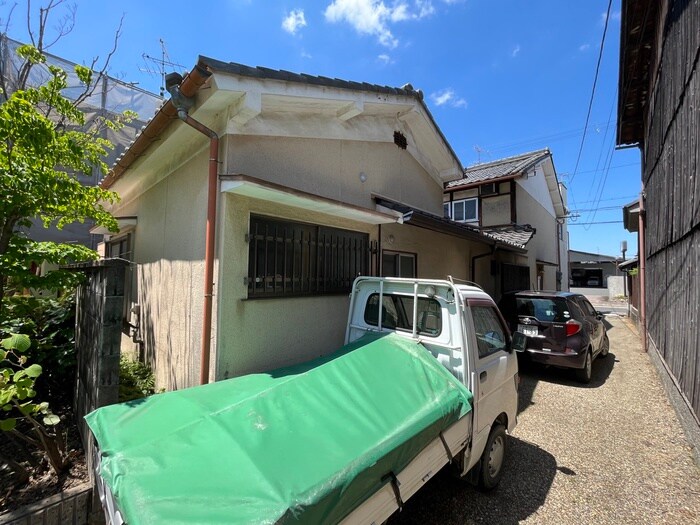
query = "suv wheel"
(576, 349, 592, 383)
(599, 334, 610, 358)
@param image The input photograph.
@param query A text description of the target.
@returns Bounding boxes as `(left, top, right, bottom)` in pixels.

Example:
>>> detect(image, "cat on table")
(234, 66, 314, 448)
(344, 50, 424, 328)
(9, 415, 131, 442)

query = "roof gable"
(104, 56, 464, 191)
(446, 149, 551, 189)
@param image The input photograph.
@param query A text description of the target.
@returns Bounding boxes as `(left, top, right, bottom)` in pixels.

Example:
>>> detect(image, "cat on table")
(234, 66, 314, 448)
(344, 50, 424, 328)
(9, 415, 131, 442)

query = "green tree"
(0, 44, 121, 303)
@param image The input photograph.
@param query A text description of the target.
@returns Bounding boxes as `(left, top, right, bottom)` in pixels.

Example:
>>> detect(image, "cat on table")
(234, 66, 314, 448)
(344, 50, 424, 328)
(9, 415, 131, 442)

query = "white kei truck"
(87, 277, 519, 525)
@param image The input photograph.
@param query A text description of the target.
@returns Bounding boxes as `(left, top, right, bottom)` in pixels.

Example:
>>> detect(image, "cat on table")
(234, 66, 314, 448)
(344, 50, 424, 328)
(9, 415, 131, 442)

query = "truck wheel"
(478, 424, 507, 491)
(576, 349, 592, 383)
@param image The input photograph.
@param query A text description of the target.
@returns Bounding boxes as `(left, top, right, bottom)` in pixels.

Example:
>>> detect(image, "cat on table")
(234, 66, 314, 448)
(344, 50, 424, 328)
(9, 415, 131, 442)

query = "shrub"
(119, 357, 157, 402)
(0, 295, 76, 402)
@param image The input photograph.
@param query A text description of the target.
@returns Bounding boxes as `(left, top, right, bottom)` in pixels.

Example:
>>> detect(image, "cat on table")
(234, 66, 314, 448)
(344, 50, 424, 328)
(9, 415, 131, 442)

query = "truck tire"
(576, 349, 592, 383)
(478, 424, 507, 491)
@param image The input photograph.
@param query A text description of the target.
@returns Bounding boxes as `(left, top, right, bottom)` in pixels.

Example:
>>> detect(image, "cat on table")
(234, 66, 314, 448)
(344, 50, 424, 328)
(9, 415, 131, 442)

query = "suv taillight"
(565, 319, 582, 336)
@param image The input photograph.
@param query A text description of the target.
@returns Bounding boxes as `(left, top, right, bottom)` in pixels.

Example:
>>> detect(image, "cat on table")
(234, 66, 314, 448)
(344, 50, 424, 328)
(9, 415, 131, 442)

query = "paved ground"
(389, 315, 700, 524)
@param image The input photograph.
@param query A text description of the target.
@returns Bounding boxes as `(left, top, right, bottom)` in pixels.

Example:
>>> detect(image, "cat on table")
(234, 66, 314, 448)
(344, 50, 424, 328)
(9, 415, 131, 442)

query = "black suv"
(498, 291, 609, 383)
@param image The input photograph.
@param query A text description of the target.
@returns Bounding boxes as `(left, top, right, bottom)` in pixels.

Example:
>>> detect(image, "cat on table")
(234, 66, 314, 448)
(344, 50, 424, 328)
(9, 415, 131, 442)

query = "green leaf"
(0, 418, 17, 431)
(0, 350, 6, 361)
(43, 414, 60, 426)
(1, 334, 31, 353)
(24, 364, 42, 378)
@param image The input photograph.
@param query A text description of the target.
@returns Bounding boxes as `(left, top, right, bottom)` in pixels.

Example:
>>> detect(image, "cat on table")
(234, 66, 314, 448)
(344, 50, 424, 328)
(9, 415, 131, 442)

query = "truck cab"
(345, 277, 519, 487)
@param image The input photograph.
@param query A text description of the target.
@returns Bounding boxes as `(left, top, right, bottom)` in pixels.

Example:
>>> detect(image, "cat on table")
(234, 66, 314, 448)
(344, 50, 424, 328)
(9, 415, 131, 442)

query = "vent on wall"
(393, 131, 408, 150)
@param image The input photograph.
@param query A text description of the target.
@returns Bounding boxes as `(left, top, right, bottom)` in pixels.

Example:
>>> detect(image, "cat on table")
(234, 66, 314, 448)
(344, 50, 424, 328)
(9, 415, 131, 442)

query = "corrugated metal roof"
(446, 149, 551, 190)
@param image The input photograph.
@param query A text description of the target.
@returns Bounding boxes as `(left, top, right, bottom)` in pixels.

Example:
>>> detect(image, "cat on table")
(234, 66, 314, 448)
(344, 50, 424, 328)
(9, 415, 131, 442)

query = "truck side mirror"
(511, 332, 526, 352)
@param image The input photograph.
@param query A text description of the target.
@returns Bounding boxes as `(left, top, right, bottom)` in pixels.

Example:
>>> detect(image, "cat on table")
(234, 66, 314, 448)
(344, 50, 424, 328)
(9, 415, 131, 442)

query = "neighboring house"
(95, 56, 528, 390)
(0, 35, 162, 249)
(444, 149, 569, 294)
(617, 0, 700, 450)
(618, 257, 640, 322)
(568, 250, 621, 288)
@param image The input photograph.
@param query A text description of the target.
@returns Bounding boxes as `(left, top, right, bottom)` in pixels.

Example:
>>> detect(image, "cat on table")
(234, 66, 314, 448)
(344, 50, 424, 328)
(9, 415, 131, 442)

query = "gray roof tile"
(480, 224, 536, 246)
(446, 148, 551, 189)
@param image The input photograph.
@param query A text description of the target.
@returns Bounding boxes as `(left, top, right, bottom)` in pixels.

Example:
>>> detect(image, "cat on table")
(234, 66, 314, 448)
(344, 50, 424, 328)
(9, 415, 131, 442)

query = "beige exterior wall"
(216, 194, 378, 379)
(109, 148, 213, 391)
(110, 132, 463, 387)
(225, 135, 444, 216)
(380, 223, 472, 281)
(481, 195, 511, 226)
(516, 184, 559, 289)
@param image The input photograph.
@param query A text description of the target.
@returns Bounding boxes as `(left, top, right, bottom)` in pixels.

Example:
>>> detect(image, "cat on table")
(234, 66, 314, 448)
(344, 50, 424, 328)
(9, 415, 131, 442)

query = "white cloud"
(282, 9, 307, 35)
(430, 88, 467, 108)
(511, 44, 521, 58)
(579, 43, 591, 52)
(301, 50, 313, 59)
(324, 0, 437, 48)
(377, 53, 393, 64)
(600, 10, 621, 25)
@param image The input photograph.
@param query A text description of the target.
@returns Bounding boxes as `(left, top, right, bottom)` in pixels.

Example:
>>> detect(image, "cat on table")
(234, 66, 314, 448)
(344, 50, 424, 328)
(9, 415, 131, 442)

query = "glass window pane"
(453, 201, 465, 221)
(471, 306, 507, 358)
(399, 254, 415, 278)
(464, 199, 477, 221)
(443, 203, 451, 219)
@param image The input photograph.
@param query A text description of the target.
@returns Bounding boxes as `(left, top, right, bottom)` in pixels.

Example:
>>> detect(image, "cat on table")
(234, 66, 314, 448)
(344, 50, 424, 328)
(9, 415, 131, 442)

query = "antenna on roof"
(140, 39, 186, 98)
(473, 145, 491, 164)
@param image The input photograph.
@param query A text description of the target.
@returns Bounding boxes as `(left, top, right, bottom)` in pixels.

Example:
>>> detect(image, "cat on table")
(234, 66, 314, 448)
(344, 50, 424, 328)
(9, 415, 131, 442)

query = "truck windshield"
(364, 293, 442, 337)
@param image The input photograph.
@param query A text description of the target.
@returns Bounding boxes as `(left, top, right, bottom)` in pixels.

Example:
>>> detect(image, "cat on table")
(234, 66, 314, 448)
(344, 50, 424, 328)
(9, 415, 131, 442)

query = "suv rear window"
(515, 297, 573, 323)
(364, 293, 442, 337)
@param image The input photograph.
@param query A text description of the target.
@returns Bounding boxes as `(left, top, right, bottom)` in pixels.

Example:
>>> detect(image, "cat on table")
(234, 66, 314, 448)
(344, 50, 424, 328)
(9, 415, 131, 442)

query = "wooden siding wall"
(642, 0, 700, 418)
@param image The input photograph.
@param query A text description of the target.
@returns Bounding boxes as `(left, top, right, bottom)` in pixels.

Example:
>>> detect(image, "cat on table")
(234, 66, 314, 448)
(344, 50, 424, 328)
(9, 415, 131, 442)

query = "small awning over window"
(89, 217, 137, 236)
(220, 175, 402, 225)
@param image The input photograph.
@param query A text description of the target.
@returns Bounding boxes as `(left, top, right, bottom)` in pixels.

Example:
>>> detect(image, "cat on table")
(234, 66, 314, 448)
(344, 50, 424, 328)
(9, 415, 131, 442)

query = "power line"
(570, 205, 625, 213)
(482, 122, 616, 154)
(569, 220, 623, 225)
(570, 0, 614, 185)
(571, 163, 639, 176)
(574, 194, 637, 204)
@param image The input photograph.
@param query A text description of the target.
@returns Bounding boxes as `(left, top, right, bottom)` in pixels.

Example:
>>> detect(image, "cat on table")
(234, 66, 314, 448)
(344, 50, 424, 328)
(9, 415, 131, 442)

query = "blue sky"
(4, 0, 641, 258)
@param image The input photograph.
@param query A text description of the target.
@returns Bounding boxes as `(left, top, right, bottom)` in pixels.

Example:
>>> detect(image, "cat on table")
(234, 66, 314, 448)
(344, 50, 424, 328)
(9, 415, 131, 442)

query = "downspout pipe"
(638, 188, 647, 352)
(166, 72, 219, 385)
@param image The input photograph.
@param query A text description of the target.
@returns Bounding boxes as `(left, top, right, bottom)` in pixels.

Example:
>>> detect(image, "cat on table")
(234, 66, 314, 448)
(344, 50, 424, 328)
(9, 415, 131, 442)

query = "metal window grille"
(247, 215, 370, 298)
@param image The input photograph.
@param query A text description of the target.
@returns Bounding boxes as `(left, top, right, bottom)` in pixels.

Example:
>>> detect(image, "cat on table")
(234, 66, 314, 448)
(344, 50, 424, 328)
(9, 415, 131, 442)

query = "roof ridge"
(463, 147, 550, 172)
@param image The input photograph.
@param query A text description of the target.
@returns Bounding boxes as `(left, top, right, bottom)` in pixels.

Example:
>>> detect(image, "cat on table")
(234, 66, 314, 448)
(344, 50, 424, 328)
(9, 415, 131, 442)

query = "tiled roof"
(374, 198, 528, 251)
(446, 148, 551, 190)
(481, 224, 536, 246)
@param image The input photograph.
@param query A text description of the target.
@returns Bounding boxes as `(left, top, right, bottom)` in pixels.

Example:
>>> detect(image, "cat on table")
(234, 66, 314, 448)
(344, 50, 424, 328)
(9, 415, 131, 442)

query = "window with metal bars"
(247, 215, 370, 298)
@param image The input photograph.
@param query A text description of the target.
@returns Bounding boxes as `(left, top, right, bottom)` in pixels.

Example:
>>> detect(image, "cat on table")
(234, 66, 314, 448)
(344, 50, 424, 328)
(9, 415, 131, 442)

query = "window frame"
(467, 300, 511, 359)
(247, 214, 370, 299)
(381, 250, 417, 278)
(448, 198, 479, 224)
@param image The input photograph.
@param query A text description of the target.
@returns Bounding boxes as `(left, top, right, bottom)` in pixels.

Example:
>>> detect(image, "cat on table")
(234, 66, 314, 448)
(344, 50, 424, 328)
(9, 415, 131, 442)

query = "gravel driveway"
(389, 315, 700, 524)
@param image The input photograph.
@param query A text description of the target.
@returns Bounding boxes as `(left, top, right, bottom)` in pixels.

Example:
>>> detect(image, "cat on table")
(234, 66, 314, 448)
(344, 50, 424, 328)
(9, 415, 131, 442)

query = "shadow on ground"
(388, 436, 557, 525)
(517, 352, 617, 415)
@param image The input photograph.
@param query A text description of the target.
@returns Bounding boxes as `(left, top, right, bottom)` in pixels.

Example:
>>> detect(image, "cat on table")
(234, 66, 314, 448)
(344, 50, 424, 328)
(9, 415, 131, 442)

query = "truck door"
(466, 300, 516, 438)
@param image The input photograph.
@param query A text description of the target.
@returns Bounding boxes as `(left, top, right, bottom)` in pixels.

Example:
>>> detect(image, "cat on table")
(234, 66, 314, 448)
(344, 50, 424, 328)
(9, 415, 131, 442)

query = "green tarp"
(86, 333, 473, 525)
